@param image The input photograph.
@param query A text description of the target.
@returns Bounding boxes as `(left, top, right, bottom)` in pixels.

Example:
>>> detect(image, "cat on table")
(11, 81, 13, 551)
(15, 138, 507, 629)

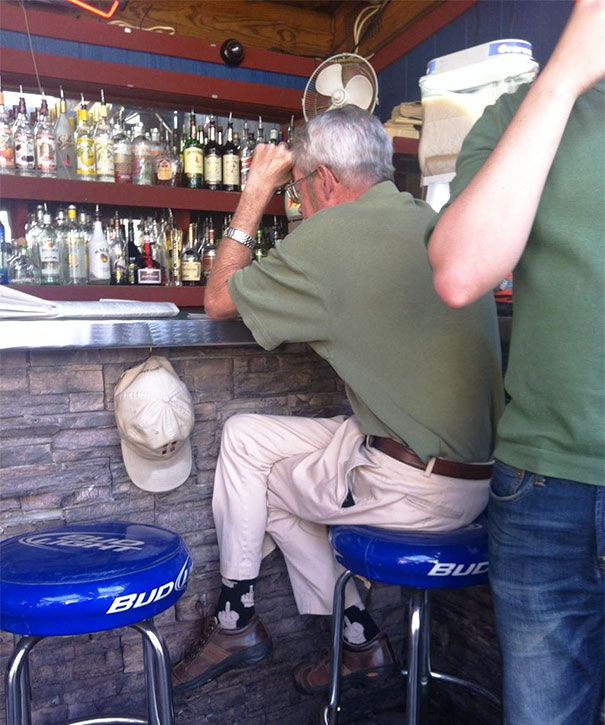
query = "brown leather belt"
(370, 436, 493, 480)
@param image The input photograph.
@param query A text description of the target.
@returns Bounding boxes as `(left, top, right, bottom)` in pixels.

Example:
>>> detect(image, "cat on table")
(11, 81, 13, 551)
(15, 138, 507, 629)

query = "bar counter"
(0, 313, 503, 724)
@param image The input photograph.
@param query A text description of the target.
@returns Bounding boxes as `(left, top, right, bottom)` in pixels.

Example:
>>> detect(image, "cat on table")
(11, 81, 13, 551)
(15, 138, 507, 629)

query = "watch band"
(223, 226, 256, 250)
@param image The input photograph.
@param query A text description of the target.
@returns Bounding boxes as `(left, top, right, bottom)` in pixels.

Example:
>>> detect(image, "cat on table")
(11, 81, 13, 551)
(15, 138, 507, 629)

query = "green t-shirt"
(429, 83, 605, 485)
(229, 181, 503, 463)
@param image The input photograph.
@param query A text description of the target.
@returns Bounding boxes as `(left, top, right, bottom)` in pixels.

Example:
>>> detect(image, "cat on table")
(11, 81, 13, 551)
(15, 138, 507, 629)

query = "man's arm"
(428, 0, 605, 308)
(204, 143, 294, 319)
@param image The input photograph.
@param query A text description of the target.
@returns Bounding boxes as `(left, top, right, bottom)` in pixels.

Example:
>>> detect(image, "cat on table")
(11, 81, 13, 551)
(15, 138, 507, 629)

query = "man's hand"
(244, 142, 294, 196)
(543, 0, 605, 100)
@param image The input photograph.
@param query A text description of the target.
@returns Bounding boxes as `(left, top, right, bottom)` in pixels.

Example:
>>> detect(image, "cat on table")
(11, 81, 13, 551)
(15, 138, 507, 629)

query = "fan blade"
(315, 63, 345, 97)
(343, 74, 374, 110)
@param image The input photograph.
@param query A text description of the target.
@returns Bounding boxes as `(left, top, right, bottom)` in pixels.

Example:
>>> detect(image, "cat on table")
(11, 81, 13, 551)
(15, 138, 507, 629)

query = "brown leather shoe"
(292, 632, 397, 695)
(172, 615, 272, 692)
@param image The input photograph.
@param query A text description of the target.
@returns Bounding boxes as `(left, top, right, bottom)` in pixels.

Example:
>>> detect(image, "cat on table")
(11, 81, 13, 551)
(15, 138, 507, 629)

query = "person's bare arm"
(204, 143, 293, 319)
(428, 0, 605, 308)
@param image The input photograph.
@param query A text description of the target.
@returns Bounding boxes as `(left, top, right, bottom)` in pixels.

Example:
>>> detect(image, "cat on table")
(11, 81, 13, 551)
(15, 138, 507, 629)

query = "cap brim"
(120, 438, 192, 492)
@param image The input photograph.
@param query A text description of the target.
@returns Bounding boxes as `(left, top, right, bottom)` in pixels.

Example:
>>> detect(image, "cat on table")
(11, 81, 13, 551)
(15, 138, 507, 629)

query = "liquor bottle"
(54, 87, 76, 179)
(181, 222, 202, 286)
(222, 112, 240, 192)
(38, 209, 62, 284)
(75, 96, 96, 181)
(64, 205, 88, 284)
(25, 204, 45, 270)
(271, 216, 284, 247)
(131, 124, 153, 185)
(148, 127, 163, 168)
(107, 213, 128, 285)
(54, 207, 68, 281)
(256, 116, 266, 145)
(0, 83, 15, 174)
(113, 114, 133, 184)
(126, 219, 139, 284)
(13, 88, 35, 176)
(155, 129, 181, 186)
(204, 115, 222, 191)
(8, 237, 41, 285)
(201, 218, 217, 284)
(94, 90, 115, 183)
(253, 228, 266, 263)
(88, 205, 111, 284)
(269, 127, 280, 145)
(136, 223, 162, 285)
(240, 124, 254, 191)
(182, 110, 203, 189)
(0, 220, 8, 284)
(286, 115, 295, 146)
(34, 94, 57, 178)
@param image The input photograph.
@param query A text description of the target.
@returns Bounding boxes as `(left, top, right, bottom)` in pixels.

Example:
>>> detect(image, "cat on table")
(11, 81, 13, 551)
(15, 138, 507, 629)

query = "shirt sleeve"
(424, 84, 529, 245)
(228, 240, 330, 352)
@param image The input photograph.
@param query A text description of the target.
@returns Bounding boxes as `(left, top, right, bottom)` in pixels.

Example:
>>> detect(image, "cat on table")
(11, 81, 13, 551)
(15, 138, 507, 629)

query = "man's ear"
(317, 165, 338, 198)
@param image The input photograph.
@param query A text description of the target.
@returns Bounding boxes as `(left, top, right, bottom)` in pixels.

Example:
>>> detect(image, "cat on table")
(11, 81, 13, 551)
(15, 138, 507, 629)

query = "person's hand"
(217, 601, 240, 630)
(240, 585, 254, 608)
(245, 142, 293, 195)
(543, 0, 605, 99)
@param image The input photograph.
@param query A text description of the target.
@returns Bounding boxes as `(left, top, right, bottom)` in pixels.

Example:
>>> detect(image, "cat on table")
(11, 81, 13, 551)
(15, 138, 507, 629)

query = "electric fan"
(302, 53, 379, 121)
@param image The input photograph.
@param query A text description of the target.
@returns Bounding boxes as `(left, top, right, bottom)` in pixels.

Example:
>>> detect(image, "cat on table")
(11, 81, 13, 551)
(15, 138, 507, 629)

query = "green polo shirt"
(229, 181, 503, 463)
(428, 83, 605, 485)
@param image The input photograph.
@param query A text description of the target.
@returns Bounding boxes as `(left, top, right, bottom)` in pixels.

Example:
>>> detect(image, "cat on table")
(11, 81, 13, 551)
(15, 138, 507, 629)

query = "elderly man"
(172, 106, 503, 694)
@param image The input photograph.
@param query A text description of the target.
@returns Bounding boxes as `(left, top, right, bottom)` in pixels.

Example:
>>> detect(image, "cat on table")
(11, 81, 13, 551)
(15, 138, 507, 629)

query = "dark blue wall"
(377, 0, 573, 121)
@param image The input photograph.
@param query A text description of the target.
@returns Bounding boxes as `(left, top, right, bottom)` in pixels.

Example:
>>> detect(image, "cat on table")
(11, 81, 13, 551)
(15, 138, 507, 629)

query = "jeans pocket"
(490, 460, 535, 503)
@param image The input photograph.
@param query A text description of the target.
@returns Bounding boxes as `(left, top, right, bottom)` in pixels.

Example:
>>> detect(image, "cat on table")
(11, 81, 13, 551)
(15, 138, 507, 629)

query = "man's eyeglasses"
(285, 170, 317, 205)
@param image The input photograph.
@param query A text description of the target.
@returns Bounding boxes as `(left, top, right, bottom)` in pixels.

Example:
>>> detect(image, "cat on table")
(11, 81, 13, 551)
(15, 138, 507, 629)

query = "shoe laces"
(183, 616, 219, 663)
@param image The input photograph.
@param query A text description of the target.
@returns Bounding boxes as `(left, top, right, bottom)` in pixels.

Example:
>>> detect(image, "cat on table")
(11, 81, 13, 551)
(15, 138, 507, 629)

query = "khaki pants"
(212, 414, 490, 615)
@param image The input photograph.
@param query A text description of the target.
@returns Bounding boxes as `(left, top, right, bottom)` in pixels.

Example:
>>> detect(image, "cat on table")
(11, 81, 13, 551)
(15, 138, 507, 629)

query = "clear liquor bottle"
(8, 237, 41, 284)
(181, 222, 202, 286)
(54, 87, 76, 179)
(13, 88, 35, 176)
(64, 205, 88, 285)
(0, 220, 9, 284)
(94, 90, 115, 183)
(182, 110, 204, 189)
(222, 112, 240, 192)
(54, 207, 69, 282)
(204, 115, 222, 190)
(136, 223, 162, 285)
(0, 82, 15, 174)
(34, 94, 57, 178)
(253, 228, 266, 263)
(108, 213, 129, 285)
(256, 115, 266, 145)
(38, 210, 62, 284)
(88, 205, 111, 284)
(75, 97, 96, 180)
(113, 114, 133, 184)
(131, 124, 153, 185)
(25, 204, 45, 270)
(239, 124, 255, 191)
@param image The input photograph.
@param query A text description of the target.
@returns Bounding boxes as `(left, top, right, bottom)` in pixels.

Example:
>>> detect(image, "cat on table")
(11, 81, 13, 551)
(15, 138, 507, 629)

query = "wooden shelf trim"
(392, 137, 419, 158)
(0, 3, 317, 78)
(0, 175, 286, 216)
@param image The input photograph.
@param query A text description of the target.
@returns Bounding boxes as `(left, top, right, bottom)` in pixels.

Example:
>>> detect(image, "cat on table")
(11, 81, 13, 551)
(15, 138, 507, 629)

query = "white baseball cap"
(114, 356, 195, 492)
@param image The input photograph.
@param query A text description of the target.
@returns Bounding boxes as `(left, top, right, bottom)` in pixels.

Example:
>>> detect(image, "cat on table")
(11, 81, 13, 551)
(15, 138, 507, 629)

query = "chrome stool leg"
(133, 619, 175, 725)
(324, 569, 355, 725)
(404, 589, 429, 725)
(6, 635, 40, 725)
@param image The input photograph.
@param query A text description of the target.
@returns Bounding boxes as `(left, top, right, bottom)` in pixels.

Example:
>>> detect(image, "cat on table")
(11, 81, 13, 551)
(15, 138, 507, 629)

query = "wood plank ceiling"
(34, 0, 445, 61)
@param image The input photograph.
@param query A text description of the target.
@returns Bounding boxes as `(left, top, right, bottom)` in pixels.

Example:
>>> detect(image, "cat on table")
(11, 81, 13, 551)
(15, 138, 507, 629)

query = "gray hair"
(290, 105, 394, 187)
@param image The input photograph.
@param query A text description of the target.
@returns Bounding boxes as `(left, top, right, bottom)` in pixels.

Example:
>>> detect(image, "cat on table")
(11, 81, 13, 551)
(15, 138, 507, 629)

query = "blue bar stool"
(324, 521, 500, 724)
(0, 521, 192, 725)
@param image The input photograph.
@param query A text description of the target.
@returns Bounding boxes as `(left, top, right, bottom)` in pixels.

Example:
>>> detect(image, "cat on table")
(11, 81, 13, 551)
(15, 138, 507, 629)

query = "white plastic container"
(419, 39, 538, 193)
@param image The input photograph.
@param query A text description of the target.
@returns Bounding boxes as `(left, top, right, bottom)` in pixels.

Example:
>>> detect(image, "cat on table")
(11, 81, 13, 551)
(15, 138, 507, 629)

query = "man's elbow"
(204, 290, 238, 320)
(432, 267, 480, 309)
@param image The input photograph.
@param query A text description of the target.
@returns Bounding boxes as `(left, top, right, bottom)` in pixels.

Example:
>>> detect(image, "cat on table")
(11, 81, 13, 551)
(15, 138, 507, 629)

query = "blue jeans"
(488, 461, 605, 725)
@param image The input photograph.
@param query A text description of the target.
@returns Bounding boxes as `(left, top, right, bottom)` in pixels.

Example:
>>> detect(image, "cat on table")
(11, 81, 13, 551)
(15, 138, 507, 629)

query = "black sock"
(215, 577, 257, 630)
(343, 605, 380, 646)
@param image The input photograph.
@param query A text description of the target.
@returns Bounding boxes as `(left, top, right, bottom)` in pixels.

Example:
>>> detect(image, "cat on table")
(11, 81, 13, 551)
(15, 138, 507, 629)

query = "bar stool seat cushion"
(0, 521, 191, 637)
(329, 521, 489, 590)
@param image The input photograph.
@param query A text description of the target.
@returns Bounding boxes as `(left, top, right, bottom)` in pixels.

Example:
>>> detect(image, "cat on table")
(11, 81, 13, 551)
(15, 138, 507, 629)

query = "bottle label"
(35, 133, 57, 174)
(223, 153, 240, 187)
(137, 267, 162, 284)
(181, 260, 201, 282)
(0, 129, 15, 170)
(184, 147, 203, 175)
(66, 237, 87, 281)
(95, 142, 115, 178)
(114, 147, 132, 183)
(240, 153, 252, 189)
(202, 250, 216, 277)
(76, 138, 95, 177)
(39, 239, 60, 264)
(204, 155, 222, 184)
(156, 158, 173, 182)
(14, 133, 35, 171)
(89, 245, 110, 281)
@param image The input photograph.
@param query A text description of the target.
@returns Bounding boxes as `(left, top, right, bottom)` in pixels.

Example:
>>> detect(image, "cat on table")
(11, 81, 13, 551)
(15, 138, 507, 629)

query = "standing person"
(172, 105, 503, 694)
(427, 1, 605, 723)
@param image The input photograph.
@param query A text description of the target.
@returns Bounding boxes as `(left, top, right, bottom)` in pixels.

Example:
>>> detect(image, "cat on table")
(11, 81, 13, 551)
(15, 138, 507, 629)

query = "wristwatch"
(223, 226, 256, 250)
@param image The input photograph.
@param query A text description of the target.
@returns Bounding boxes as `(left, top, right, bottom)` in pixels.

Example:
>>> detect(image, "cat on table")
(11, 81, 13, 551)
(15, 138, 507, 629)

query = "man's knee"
(221, 413, 261, 448)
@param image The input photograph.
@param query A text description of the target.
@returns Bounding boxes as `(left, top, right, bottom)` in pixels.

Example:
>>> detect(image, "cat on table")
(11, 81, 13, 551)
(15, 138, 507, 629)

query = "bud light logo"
(489, 41, 532, 57)
(105, 560, 191, 615)
(428, 561, 488, 576)
(20, 532, 145, 553)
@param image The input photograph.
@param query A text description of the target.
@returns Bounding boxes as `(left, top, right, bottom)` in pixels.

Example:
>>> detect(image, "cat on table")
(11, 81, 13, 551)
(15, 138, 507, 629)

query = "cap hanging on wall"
(114, 356, 195, 492)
